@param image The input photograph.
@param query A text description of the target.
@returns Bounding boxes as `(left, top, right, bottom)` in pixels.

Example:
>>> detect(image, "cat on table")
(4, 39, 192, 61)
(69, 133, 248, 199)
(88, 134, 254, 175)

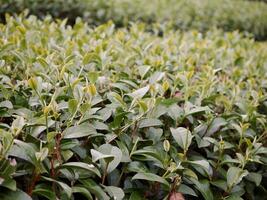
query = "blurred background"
(0, 0, 267, 40)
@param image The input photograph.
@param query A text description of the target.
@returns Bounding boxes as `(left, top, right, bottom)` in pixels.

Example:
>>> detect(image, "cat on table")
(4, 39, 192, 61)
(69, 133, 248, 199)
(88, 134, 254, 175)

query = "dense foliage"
(1, 0, 267, 40)
(0, 14, 267, 200)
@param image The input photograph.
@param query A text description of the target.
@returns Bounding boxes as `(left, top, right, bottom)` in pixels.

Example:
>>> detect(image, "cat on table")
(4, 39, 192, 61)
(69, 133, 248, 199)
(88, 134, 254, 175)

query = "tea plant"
(0, 14, 267, 199)
(1, 0, 267, 40)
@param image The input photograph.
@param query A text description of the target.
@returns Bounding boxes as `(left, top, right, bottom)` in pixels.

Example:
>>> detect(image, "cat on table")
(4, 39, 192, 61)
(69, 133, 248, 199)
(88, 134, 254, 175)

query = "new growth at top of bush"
(1, 0, 267, 40)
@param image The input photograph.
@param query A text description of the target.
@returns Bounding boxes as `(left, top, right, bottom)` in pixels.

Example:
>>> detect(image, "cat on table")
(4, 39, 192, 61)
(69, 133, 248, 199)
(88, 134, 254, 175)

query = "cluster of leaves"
(0, 14, 267, 199)
(1, 0, 267, 40)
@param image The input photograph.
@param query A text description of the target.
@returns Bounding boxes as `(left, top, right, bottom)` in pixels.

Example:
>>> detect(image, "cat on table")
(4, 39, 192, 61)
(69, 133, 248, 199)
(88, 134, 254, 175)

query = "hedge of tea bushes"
(247, 0, 267, 2)
(0, 15, 267, 200)
(1, 0, 267, 40)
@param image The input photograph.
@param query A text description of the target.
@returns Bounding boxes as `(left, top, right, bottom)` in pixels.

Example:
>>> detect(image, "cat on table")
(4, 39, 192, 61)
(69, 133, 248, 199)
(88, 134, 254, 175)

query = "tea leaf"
(227, 167, 248, 189)
(128, 86, 150, 99)
(63, 123, 97, 139)
(170, 127, 193, 150)
(132, 172, 169, 186)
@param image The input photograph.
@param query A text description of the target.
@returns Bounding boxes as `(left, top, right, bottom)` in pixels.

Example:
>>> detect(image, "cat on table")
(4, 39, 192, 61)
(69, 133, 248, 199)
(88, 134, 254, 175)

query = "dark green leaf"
(63, 123, 97, 139)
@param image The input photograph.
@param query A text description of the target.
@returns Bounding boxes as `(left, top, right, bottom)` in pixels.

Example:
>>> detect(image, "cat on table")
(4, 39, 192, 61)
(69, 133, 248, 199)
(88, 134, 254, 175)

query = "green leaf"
(211, 180, 227, 191)
(35, 147, 48, 162)
(72, 186, 93, 200)
(0, 189, 32, 200)
(185, 106, 210, 116)
(129, 191, 145, 200)
(59, 162, 101, 177)
(63, 123, 97, 139)
(170, 127, 193, 150)
(227, 167, 248, 189)
(226, 195, 243, 200)
(80, 103, 91, 114)
(80, 179, 109, 200)
(0, 158, 16, 179)
(149, 71, 165, 84)
(206, 117, 227, 136)
(42, 177, 72, 198)
(178, 184, 198, 197)
(132, 172, 169, 187)
(28, 77, 38, 91)
(32, 188, 57, 199)
(88, 71, 99, 84)
(191, 179, 214, 200)
(245, 172, 262, 186)
(11, 116, 25, 136)
(0, 178, 16, 191)
(8, 140, 37, 164)
(98, 144, 122, 173)
(127, 161, 148, 173)
(139, 118, 163, 128)
(68, 99, 78, 115)
(91, 149, 115, 163)
(188, 160, 213, 178)
(183, 169, 198, 180)
(104, 186, 125, 200)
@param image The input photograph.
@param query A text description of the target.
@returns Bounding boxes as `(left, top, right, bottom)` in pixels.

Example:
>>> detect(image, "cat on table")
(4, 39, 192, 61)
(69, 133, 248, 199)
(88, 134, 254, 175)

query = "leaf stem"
(102, 162, 109, 185)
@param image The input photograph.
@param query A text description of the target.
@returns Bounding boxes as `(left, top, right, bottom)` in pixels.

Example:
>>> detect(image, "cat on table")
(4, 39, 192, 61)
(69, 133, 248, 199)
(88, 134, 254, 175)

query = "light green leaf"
(183, 169, 198, 180)
(163, 139, 170, 152)
(88, 71, 99, 84)
(0, 178, 16, 191)
(80, 103, 91, 114)
(149, 72, 165, 84)
(68, 99, 78, 115)
(137, 65, 151, 79)
(11, 116, 25, 136)
(128, 86, 149, 99)
(35, 147, 48, 162)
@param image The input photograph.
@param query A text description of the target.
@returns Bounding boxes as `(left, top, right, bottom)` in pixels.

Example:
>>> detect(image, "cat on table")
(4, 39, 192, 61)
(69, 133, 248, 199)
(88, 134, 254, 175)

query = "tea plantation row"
(1, 0, 267, 40)
(0, 15, 267, 199)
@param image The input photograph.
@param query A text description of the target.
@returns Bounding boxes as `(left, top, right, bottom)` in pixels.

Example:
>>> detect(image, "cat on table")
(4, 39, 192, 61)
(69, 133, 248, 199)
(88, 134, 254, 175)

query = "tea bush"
(0, 15, 267, 199)
(1, 0, 267, 40)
